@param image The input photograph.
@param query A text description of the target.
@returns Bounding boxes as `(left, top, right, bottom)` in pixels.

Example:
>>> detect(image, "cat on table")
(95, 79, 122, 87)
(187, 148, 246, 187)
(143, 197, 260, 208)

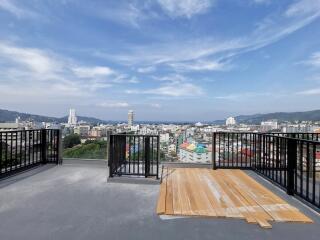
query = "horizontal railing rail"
(0, 129, 61, 179)
(108, 134, 159, 178)
(213, 132, 320, 210)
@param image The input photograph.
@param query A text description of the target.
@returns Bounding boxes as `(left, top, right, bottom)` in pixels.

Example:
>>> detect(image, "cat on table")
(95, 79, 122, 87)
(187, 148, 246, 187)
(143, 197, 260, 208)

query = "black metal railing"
(270, 132, 320, 141)
(108, 134, 160, 178)
(0, 129, 61, 179)
(213, 132, 320, 210)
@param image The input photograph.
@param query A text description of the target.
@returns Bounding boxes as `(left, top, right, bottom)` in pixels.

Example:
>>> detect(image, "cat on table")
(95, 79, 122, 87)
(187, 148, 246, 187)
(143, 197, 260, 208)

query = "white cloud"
(302, 52, 320, 67)
(97, 102, 130, 108)
(253, 0, 271, 4)
(0, 0, 37, 18)
(0, 42, 61, 75)
(150, 103, 161, 108)
(91, 2, 159, 28)
(169, 59, 229, 72)
(157, 0, 214, 18)
(98, 0, 320, 74)
(137, 66, 156, 73)
(126, 82, 203, 97)
(297, 88, 320, 95)
(127, 76, 140, 83)
(285, 0, 320, 18)
(72, 66, 114, 78)
(0, 41, 132, 108)
(153, 74, 187, 83)
(215, 92, 273, 100)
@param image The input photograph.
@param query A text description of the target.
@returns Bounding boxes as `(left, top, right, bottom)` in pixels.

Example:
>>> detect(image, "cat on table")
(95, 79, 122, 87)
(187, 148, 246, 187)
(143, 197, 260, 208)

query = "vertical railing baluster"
(157, 135, 160, 179)
(212, 132, 216, 170)
(306, 142, 310, 200)
(312, 143, 316, 204)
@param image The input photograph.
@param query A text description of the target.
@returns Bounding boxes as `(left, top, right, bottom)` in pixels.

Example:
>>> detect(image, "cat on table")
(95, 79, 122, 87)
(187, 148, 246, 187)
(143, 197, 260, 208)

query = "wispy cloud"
(137, 66, 156, 73)
(301, 51, 320, 68)
(97, 102, 130, 108)
(98, 0, 320, 75)
(253, 0, 271, 4)
(0, 41, 133, 106)
(168, 59, 230, 72)
(285, 0, 320, 18)
(215, 92, 273, 100)
(149, 103, 162, 108)
(126, 82, 203, 97)
(153, 74, 187, 83)
(0, 41, 61, 75)
(87, 1, 161, 28)
(157, 0, 214, 18)
(72, 66, 114, 78)
(0, 0, 37, 18)
(297, 88, 320, 95)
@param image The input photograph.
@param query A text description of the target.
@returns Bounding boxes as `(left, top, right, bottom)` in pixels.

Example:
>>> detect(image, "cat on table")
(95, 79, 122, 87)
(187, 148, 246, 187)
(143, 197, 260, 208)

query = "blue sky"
(0, 0, 320, 121)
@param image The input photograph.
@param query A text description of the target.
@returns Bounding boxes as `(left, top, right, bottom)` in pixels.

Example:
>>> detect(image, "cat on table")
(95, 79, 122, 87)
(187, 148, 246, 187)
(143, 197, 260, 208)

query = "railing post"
(107, 131, 111, 167)
(258, 134, 262, 171)
(156, 135, 160, 179)
(213, 132, 217, 170)
(57, 129, 63, 164)
(287, 138, 297, 195)
(0, 132, 2, 174)
(144, 136, 150, 178)
(108, 135, 113, 177)
(41, 129, 47, 164)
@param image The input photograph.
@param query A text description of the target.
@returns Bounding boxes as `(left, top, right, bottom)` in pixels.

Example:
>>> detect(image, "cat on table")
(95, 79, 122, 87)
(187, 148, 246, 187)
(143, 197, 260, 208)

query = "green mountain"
(234, 110, 320, 124)
(0, 108, 108, 124)
(2, 108, 320, 125)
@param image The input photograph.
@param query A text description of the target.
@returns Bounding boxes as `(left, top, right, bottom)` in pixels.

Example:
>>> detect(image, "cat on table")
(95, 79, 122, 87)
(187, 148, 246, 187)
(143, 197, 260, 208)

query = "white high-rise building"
(128, 110, 134, 127)
(226, 117, 236, 126)
(68, 108, 77, 126)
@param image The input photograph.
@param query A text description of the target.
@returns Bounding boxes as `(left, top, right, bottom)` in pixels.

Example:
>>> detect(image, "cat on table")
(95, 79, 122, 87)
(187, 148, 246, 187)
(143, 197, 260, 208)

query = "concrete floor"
(0, 160, 319, 240)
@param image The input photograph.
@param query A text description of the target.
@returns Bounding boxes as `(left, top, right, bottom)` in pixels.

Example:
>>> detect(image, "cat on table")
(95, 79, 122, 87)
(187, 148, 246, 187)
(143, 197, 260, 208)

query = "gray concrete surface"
(0, 160, 319, 240)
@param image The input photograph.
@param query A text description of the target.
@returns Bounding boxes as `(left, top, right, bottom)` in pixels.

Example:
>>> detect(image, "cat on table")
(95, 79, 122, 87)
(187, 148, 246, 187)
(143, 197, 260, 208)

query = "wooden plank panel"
(177, 168, 193, 215)
(192, 169, 217, 216)
(165, 168, 174, 215)
(233, 170, 298, 225)
(231, 170, 312, 223)
(196, 169, 225, 217)
(215, 170, 258, 224)
(156, 167, 167, 214)
(157, 168, 312, 228)
(224, 170, 275, 220)
(187, 168, 216, 216)
(208, 169, 244, 218)
(172, 168, 182, 215)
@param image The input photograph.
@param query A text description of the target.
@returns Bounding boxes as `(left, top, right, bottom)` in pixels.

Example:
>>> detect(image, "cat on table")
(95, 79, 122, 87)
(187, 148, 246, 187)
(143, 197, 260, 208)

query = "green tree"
(63, 140, 107, 159)
(63, 134, 81, 149)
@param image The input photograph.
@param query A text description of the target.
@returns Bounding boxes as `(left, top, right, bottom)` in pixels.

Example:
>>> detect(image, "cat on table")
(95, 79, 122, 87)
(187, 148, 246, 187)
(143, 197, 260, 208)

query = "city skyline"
(1, 0, 320, 121)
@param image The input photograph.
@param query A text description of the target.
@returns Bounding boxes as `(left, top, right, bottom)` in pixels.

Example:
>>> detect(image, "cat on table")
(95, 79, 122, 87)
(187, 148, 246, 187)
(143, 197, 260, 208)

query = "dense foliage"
(63, 134, 81, 149)
(63, 140, 107, 159)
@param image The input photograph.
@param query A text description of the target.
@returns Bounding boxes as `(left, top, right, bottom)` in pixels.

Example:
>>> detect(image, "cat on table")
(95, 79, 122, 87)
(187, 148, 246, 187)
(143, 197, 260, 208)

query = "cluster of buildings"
(1, 109, 320, 164)
(0, 116, 59, 131)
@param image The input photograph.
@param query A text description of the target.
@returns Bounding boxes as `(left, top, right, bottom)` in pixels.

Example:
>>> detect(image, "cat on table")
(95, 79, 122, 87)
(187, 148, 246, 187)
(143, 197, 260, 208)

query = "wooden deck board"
(156, 168, 167, 214)
(157, 168, 313, 229)
(165, 169, 174, 215)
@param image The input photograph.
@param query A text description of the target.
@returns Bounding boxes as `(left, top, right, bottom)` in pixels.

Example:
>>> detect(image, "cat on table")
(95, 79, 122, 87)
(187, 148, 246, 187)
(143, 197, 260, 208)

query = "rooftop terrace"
(0, 159, 319, 240)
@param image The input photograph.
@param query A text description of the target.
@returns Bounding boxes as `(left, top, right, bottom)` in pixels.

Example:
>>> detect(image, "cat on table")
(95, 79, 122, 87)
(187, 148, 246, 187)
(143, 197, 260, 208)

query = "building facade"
(179, 142, 212, 163)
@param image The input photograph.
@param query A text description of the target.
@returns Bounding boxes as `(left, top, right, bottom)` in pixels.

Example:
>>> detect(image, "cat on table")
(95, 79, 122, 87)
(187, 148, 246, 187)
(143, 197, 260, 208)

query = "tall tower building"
(128, 110, 134, 127)
(68, 108, 78, 126)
